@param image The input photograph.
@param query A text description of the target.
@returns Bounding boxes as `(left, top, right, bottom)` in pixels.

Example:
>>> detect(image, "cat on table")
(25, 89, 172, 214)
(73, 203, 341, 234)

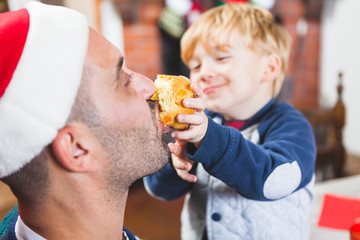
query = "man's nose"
(133, 73, 156, 99)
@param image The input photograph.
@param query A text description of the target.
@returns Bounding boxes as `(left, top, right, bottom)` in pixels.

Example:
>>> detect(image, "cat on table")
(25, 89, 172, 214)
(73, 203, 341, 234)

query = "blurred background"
(0, 0, 359, 239)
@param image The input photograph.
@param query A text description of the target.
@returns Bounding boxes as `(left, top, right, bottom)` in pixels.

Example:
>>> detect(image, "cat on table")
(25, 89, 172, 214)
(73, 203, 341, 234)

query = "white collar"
(15, 216, 46, 240)
(123, 230, 131, 240)
(15, 216, 131, 240)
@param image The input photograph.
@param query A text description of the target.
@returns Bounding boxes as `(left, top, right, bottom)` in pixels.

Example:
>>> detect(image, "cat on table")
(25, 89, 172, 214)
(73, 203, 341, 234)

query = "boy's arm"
(143, 161, 196, 201)
(144, 83, 205, 201)
(187, 109, 316, 201)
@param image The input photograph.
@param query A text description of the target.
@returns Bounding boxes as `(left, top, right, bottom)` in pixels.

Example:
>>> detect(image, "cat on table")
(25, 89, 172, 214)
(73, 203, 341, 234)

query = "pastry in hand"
(151, 74, 195, 130)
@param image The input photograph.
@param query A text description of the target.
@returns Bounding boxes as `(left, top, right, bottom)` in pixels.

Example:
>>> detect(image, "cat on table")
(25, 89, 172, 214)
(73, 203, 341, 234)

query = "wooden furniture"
(298, 72, 346, 181)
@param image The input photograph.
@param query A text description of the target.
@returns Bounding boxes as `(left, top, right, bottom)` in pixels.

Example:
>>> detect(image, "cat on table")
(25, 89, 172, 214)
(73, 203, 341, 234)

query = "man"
(0, 2, 169, 239)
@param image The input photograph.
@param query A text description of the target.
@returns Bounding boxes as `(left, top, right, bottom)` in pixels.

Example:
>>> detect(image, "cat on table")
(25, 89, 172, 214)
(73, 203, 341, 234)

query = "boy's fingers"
(168, 141, 187, 157)
(168, 143, 179, 155)
(172, 129, 196, 141)
(168, 142, 175, 150)
(177, 113, 204, 125)
(190, 82, 203, 97)
(172, 154, 191, 170)
(175, 139, 187, 148)
(183, 98, 206, 110)
(176, 169, 197, 183)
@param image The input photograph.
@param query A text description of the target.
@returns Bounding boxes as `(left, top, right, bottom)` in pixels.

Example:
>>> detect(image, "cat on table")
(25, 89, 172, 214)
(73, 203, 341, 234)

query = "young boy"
(145, 3, 316, 240)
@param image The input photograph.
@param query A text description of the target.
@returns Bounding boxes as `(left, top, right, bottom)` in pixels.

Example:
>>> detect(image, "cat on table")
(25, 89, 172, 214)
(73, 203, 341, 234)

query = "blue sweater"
(145, 99, 316, 200)
(144, 99, 316, 239)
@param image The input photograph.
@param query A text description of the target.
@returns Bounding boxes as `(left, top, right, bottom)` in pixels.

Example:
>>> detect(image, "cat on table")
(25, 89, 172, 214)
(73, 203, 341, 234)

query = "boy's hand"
(171, 83, 208, 147)
(168, 140, 197, 182)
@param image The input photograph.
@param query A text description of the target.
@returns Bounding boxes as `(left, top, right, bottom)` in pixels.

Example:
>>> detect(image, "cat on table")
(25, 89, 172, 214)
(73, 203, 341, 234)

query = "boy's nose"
(200, 61, 216, 82)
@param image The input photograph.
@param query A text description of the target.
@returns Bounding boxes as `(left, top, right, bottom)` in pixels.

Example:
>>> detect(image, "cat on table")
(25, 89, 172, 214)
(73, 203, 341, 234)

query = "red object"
(226, 121, 245, 129)
(318, 194, 360, 231)
(351, 222, 360, 240)
(0, 9, 29, 97)
(185, 1, 204, 27)
(222, 0, 248, 3)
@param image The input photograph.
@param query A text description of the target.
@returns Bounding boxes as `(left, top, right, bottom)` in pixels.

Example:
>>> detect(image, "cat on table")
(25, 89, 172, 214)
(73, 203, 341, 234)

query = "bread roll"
(151, 74, 195, 130)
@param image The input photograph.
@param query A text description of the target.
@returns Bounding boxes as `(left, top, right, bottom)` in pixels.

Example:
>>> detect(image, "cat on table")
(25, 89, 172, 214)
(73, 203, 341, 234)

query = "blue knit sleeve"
(143, 162, 196, 201)
(187, 103, 316, 201)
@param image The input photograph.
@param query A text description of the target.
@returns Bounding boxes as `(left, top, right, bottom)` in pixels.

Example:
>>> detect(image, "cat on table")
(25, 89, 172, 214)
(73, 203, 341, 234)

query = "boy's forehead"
(189, 30, 265, 62)
(200, 29, 243, 52)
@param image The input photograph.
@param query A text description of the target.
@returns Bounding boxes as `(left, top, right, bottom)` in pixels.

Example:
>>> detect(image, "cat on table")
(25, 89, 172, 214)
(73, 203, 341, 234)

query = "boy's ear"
(52, 125, 96, 173)
(263, 53, 281, 82)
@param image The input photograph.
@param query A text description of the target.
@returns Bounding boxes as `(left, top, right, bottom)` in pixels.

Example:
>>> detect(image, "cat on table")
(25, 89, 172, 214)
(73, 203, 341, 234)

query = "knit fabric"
(159, 6, 185, 39)
(145, 99, 316, 240)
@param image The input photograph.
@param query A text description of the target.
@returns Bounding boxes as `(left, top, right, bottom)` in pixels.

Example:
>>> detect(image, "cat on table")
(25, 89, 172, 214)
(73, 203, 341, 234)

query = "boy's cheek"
(189, 73, 200, 83)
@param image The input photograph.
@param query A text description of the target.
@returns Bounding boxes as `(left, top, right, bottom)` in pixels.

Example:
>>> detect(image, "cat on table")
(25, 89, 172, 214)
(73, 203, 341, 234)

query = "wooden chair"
(298, 72, 346, 181)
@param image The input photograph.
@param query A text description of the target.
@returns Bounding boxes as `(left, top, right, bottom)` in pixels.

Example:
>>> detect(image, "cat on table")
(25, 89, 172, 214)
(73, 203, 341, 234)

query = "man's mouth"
(156, 104, 170, 133)
(148, 99, 170, 133)
(159, 122, 170, 133)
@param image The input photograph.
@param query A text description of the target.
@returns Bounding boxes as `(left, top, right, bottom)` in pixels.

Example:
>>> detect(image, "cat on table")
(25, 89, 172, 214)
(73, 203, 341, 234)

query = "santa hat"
(0, 2, 89, 178)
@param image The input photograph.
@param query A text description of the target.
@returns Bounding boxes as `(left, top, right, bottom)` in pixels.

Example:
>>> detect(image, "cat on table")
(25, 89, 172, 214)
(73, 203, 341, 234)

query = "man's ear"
(263, 53, 281, 83)
(52, 125, 95, 173)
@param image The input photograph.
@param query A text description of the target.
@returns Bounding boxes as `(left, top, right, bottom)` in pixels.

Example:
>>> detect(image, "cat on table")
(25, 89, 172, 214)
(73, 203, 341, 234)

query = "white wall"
(321, 0, 360, 156)
(63, 0, 124, 55)
(99, 0, 124, 54)
(7, 0, 39, 10)
(63, 0, 97, 29)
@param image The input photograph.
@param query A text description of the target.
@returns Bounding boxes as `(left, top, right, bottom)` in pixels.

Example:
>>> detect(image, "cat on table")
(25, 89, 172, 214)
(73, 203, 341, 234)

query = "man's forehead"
(87, 28, 122, 66)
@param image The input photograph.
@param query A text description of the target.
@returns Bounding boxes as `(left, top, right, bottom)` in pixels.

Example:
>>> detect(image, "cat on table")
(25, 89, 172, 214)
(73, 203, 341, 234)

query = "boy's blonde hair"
(181, 3, 292, 96)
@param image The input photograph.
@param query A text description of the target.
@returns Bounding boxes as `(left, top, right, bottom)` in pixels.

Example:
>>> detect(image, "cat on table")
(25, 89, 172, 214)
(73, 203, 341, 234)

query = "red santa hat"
(0, 2, 89, 178)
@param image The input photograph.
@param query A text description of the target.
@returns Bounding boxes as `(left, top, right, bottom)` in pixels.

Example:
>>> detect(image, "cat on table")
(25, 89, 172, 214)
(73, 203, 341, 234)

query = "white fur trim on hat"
(0, 2, 89, 178)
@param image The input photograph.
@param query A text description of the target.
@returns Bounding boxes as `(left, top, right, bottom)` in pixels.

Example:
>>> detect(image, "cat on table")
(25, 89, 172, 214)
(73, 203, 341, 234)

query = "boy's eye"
(191, 65, 200, 71)
(189, 64, 201, 72)
(188, 59, 201, 72)
(216, 56, 230, 61)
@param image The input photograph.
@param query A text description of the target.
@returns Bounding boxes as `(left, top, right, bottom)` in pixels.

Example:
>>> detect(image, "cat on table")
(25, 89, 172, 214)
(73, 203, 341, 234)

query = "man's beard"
(70, 86, 169, 201)
(92, 106, 169, 200)
(103, 124, 169, 191)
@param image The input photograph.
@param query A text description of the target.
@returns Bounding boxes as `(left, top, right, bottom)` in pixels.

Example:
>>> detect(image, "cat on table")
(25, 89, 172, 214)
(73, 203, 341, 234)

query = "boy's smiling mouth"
(203, 84, 225, 94)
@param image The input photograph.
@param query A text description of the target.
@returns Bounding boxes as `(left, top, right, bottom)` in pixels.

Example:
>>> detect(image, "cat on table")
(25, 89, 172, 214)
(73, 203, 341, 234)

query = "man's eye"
(125, 73, 134, 87)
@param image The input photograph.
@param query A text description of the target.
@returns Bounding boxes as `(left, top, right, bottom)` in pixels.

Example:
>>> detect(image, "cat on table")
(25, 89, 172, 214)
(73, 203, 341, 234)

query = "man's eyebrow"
(116, 56, 124, 81)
